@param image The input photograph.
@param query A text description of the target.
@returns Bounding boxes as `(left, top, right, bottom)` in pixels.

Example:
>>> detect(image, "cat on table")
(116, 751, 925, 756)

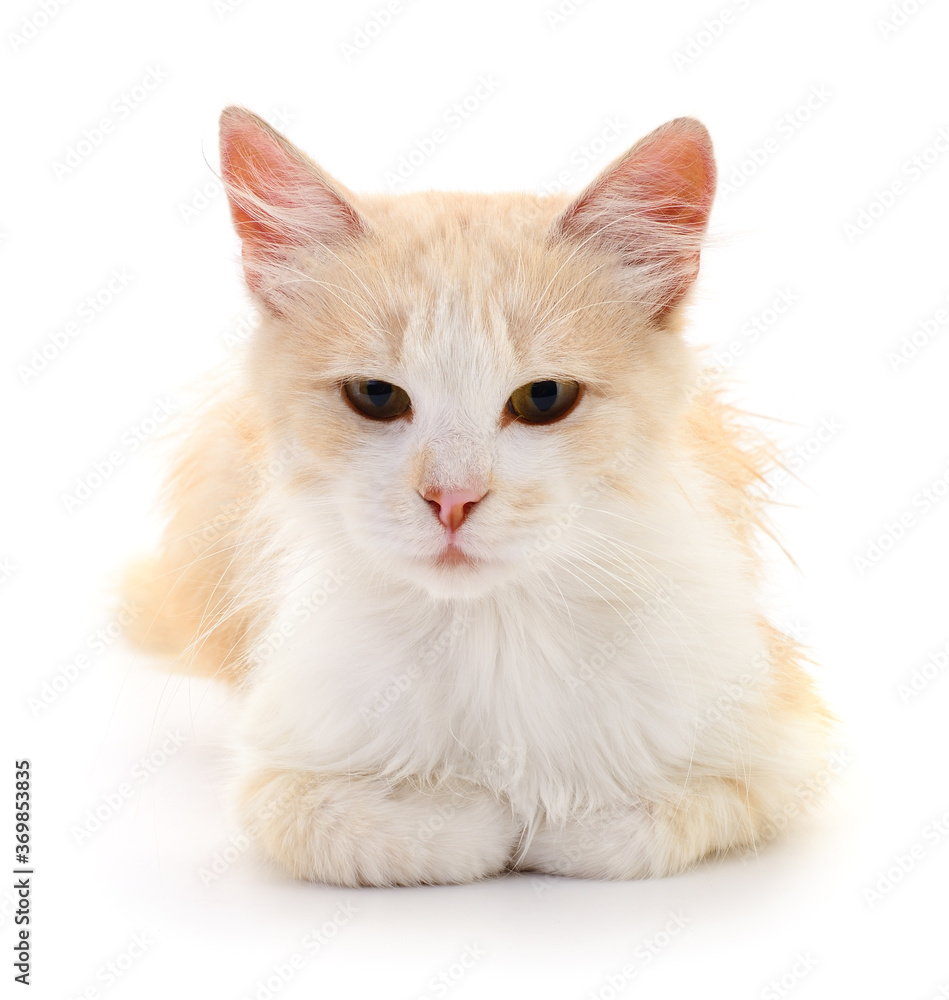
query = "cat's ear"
(551, 117, 715, 321)
(219, 106, 367, 305)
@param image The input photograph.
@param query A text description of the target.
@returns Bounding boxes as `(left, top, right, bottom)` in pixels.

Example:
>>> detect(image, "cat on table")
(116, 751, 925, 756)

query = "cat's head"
(219, 108, 715, 599)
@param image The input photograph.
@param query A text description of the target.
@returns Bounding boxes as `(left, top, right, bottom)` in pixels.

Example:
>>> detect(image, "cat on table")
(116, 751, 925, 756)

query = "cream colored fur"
(125, 109, 832, 886)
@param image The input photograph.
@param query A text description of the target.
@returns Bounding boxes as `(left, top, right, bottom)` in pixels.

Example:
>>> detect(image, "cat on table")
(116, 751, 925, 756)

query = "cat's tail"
(120, 540, 254, 684)
(119, 379, 269, 684)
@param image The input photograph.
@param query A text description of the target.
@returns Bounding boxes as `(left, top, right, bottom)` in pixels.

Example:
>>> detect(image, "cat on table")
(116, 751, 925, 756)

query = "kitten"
(125, 107, 832, 886)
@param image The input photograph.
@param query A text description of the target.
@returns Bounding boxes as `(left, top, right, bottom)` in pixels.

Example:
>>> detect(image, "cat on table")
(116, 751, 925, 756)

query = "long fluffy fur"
(124, 110, 832, 886)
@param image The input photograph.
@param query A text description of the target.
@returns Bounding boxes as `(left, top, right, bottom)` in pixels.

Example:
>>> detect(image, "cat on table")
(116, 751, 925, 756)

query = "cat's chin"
(394, 547, 514, 600)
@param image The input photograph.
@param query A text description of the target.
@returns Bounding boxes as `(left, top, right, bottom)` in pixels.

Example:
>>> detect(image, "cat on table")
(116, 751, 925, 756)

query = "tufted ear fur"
(219, 106, 367, 308)
(551, 117, 716, 320)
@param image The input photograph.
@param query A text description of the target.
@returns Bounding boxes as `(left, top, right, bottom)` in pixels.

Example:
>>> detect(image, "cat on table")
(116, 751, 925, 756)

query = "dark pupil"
(531, 381, 558, 412)
(364, 380, 393, 408)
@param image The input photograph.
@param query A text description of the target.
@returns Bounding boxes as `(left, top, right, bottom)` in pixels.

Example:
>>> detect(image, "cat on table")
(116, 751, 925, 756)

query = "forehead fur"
(251, 188, 672, 393)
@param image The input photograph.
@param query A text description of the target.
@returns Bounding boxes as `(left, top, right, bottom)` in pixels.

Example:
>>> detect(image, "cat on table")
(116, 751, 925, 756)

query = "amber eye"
(507, 380, 580, 424)
(343, 380, 411, 420)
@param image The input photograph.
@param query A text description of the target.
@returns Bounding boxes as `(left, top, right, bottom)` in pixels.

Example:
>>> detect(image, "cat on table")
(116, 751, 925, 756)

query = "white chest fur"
(237, 488, 767, 824)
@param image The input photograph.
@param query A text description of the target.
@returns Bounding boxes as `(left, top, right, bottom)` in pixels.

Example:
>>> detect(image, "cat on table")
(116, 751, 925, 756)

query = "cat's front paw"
(238, 769, 521, 887)
(516, 780, 758, 880)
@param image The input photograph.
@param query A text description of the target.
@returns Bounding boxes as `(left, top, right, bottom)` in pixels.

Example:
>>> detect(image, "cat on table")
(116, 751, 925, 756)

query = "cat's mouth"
(434, 544, 478, 569)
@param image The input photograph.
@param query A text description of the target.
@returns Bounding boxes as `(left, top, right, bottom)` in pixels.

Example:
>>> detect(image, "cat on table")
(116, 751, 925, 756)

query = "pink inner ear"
(627, 129, 715, 230)
(220, 118, 308, 255)
(563, 121, 715, 237)
(555, 119, 716, 316)
(218, 108, 365, 294)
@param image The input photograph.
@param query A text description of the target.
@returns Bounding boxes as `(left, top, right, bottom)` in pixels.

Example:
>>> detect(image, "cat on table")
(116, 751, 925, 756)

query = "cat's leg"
(238, 769, 521, 886)
(518, 627, 833, 880)
(515, 776, 768, 880)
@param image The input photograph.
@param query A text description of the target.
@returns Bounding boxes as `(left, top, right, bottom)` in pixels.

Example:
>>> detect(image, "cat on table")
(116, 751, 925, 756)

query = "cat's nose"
(421, 488, 486, 532)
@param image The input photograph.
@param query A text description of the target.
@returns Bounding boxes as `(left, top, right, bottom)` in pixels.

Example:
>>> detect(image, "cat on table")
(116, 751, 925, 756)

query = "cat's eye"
(343, 380, 411, 420)
(507, 380, 581, 424)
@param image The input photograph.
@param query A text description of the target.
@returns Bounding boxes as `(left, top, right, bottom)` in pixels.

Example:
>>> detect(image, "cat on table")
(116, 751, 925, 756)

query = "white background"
(4, 0, 949, 997)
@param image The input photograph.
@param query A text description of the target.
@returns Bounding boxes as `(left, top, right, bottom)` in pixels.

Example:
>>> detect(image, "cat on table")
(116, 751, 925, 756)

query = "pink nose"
(422, 488, 486, 533)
